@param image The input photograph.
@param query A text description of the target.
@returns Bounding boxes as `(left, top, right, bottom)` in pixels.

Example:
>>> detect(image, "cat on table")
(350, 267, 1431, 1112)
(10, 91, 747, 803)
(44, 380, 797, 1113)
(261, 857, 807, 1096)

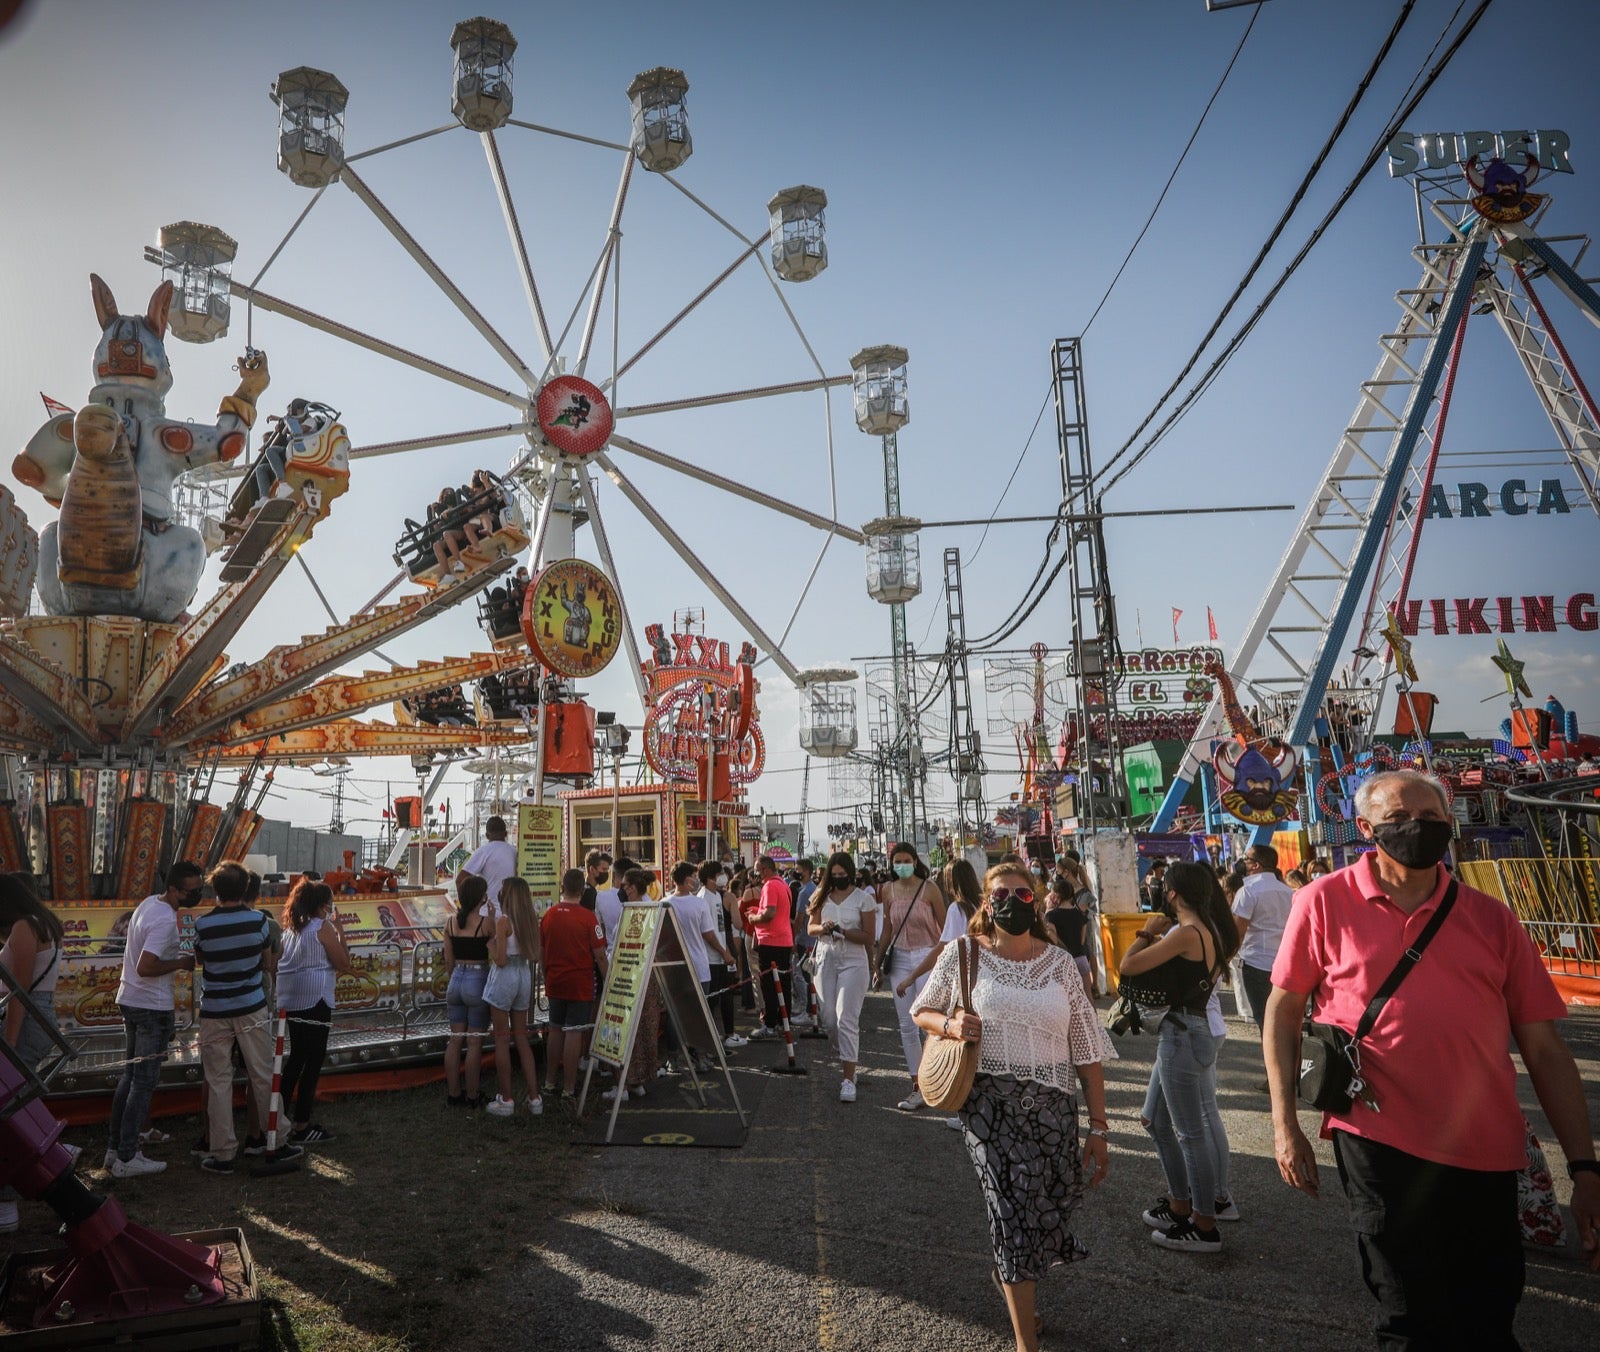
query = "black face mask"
(594, 870, 610, 884)
(830, 875, 851, 891)
(991, 897, 1037, 935)
(1370, 819, 1454, 869)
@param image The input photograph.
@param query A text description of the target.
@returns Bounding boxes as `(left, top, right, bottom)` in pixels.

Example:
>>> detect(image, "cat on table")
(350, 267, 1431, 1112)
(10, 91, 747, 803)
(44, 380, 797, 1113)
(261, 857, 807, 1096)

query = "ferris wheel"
(149, 19, 896, 728)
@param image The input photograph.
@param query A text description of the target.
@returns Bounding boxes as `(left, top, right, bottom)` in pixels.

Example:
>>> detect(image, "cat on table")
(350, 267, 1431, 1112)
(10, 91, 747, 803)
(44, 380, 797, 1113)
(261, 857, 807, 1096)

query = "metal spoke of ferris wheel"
(348, 423, 527, 463)
(604, 233, 766, 389)
(613, 374, 851, 420)
(480, 129, 555, 363)
(594, 451, 801, 683)
(606, 432, 863, 542)
(230, 282, 530, 409)
(573, 469, 650, 711)
(576, 152, 635, 376)
(340, 165, 539, 388)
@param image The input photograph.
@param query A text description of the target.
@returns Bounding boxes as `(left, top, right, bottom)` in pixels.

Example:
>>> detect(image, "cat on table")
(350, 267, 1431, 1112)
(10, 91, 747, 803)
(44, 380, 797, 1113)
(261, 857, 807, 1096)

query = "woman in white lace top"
(913, 862, 1114, 1352)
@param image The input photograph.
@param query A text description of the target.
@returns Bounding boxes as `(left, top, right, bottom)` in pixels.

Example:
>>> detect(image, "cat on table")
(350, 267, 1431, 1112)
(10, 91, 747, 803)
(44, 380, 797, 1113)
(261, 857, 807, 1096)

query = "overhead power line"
(1094, 0, 1424, 490)
(1098, 0, 1495, 495)
(1080, 2, 1264, 339)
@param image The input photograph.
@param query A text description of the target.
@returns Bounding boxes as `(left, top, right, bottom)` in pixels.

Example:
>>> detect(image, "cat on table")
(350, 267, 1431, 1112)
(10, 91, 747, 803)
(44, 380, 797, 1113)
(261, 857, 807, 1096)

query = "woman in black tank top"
(1118, 862, 1240, 1253)
(445, 876, 495, 1107)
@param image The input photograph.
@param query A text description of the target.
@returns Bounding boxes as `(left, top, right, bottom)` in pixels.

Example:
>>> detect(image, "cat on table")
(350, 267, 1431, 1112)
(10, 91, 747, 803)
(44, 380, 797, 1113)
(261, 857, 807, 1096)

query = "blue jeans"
(108, 1005, 176, 1161)
(1143, 1013, 1219, 1215)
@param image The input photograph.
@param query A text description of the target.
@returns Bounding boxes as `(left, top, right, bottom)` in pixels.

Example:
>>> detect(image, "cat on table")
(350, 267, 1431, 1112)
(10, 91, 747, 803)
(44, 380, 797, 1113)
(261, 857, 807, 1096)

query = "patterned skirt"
(959, 1074, 1089, 1283)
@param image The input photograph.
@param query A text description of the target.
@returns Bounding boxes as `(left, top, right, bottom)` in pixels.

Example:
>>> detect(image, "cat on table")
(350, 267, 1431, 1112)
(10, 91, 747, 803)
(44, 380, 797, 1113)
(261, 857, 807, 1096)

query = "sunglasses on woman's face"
(989, 886, 1035, 904)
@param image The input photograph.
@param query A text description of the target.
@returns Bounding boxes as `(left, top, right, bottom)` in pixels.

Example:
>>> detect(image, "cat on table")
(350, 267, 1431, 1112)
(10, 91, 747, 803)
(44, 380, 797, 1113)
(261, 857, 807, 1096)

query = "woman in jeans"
(484, 876, 544, 1117)
(442, 874, 494, 1106)
(275, 879, 353, 1143)
(807, 851, 877, 1103)
(1, 874, 67, 1232)
(1118, 860, 1240, 1252)
(913, 863, 1113, 1352)
(872, 842, 946, 1111)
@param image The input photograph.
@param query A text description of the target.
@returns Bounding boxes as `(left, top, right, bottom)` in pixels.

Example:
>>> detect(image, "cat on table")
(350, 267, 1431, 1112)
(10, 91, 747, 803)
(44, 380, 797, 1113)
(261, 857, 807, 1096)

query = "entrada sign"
(1387, 129, 1571, 177)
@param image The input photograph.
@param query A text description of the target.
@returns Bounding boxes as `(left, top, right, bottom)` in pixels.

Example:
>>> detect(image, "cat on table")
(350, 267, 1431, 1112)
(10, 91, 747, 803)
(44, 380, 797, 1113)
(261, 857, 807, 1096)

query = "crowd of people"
(3, 770, 1596, 1352)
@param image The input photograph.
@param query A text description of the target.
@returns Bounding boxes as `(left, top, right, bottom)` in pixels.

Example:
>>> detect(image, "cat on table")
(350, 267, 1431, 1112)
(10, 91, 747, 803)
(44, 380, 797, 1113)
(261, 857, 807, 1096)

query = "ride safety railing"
(38, 925, 548, 1096)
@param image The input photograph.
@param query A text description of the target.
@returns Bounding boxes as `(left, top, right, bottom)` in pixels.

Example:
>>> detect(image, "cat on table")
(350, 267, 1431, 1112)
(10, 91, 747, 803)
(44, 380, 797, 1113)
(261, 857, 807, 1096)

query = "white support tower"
(1154, 172, 1600, 843)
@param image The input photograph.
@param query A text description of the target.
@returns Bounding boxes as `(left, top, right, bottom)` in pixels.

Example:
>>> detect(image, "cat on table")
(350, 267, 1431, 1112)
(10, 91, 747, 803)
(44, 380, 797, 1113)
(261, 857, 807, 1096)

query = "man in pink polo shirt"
(1265, 770, 1598, 1349)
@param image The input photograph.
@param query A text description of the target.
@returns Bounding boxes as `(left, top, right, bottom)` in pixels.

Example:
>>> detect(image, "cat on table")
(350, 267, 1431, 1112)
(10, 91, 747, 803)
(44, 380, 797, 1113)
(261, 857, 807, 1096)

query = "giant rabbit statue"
(12, 275, 269, 623)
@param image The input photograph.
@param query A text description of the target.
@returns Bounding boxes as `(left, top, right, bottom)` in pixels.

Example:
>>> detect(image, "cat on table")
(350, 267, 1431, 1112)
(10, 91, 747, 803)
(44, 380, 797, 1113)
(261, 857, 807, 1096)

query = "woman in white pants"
(807, 851, 878, 1103)
(874, 842, 948, 1111)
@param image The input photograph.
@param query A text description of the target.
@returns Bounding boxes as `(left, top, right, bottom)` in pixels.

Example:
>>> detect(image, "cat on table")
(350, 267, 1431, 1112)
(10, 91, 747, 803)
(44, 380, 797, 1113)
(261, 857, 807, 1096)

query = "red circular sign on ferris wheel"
(535, 375, 613, 457)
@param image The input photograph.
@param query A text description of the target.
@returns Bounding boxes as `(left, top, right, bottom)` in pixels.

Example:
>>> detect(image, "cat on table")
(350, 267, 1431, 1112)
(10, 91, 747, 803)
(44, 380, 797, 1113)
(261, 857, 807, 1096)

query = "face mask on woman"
(714, 874, 728, 889)
(830, 873, 852, 891)
(988, 885, 1037, 935)
(893, 861, 915, 880)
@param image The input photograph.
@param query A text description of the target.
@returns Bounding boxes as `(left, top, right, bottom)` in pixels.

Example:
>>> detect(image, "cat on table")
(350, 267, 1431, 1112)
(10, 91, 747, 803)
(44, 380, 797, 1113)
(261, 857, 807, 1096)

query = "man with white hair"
(1265, 769, 1598, 1348)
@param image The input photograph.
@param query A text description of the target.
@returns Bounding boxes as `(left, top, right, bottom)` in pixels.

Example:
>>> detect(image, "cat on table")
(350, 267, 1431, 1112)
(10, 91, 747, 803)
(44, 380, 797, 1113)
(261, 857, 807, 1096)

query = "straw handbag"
(918, 937, 979, 1111)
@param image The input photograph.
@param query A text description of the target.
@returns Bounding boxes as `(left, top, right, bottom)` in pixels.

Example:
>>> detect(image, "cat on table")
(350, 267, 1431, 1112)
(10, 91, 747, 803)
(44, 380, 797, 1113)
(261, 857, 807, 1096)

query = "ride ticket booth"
(562, 781, 747, 882)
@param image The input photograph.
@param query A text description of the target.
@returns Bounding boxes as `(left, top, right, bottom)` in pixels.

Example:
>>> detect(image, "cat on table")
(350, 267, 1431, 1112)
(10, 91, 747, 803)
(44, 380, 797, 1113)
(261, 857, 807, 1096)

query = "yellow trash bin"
(1101, 913, 1152, 987)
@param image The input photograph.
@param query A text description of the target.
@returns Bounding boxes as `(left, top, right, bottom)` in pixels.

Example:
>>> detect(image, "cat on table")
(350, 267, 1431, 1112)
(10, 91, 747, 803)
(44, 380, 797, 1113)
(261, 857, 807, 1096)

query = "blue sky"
(3, 0, 1596, 836)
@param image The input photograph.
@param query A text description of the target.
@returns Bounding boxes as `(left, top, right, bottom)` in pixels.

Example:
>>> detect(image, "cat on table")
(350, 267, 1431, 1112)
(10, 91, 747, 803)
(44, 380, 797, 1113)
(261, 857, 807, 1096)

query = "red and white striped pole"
(266, 1007, 288, 1153)
(770, 961, 806, 1075)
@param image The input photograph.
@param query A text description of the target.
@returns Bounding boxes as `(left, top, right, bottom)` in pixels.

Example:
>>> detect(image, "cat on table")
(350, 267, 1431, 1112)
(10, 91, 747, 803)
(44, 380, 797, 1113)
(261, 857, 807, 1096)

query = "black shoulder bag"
(1297, 879, 1458, 1113)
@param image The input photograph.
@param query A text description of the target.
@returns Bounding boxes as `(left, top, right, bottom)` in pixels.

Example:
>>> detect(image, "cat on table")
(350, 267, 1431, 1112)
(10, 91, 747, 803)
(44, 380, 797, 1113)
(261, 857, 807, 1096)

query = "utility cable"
(1099, 0, 1494, 495)
(1080, 3, 1263, 340)
(1093, 0, 1421, 489)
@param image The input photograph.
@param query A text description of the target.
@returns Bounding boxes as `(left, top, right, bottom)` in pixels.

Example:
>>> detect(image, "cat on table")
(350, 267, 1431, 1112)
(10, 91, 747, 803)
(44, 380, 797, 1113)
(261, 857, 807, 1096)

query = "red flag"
(1171, 607, 1183, 645)
(1207, 607, 1218, 642)
(40, 393, 73, 418)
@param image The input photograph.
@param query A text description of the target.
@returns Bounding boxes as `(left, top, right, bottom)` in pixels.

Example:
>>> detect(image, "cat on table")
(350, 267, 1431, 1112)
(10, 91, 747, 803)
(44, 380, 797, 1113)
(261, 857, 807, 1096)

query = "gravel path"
(493, 992, 1600, 1352)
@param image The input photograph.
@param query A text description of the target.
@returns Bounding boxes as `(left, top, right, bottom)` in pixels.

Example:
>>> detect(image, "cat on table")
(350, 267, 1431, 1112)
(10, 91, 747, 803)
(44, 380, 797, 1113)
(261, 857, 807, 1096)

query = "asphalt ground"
(500, 989, 1600, 1352)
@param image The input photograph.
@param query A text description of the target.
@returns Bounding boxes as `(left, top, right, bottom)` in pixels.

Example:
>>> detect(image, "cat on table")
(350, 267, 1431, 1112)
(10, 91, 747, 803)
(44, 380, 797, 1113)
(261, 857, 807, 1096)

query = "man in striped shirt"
(193, 861, 300, 1172)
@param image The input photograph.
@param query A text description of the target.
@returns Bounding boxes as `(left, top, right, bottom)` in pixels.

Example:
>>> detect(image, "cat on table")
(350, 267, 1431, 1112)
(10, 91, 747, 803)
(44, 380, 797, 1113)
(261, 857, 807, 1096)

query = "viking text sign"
(1391, 594, 1597, 636)
(1387, 129, 1571, 177)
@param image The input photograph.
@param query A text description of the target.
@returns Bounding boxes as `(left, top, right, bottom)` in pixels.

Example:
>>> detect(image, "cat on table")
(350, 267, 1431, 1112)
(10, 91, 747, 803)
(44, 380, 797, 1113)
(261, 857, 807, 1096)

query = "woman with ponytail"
(1118, 860, 1241, 1253)
(442, 874, 494, 1107)
(275, 879, 352, 1143)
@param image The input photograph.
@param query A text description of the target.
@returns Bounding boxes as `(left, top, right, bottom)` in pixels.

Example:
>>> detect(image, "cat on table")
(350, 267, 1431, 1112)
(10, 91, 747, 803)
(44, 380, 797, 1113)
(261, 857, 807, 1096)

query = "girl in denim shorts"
(444, 875, 494, 1107)
(484, 877, 543, 1117)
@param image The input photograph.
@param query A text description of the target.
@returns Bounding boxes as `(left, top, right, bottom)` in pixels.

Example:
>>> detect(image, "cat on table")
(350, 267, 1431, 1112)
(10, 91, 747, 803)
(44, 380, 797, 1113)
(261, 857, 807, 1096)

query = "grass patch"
(19, 1083, 590, 1351)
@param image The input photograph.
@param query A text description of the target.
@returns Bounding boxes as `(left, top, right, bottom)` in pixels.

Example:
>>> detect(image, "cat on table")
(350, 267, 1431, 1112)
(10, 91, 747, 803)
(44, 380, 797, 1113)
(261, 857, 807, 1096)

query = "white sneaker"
(896, 1090, 926, 1112)
(62, 1143, 83, 1167)
(601, 1084, 646, 1102)
(839, 1079, 857, 1104)
(103, 1149, 117, 1171)
(526, 1097, 543, 1116)
(0, 1200, 17, 1234)
(722, 1034, 749, 1049)
(484, 1096, 515, 1117)
(110, 1152, 167, 1178)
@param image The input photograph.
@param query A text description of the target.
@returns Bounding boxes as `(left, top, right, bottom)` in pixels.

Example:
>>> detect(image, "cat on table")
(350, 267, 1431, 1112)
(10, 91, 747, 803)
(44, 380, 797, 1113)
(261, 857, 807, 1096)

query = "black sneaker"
(200, 1155, 236, 1175)
(242, 1135, 267, 1157)
(1151, 1218, 1222, 1253)
(287, 1124, 335, 1145)
(1141, 1197, 1182, 1229)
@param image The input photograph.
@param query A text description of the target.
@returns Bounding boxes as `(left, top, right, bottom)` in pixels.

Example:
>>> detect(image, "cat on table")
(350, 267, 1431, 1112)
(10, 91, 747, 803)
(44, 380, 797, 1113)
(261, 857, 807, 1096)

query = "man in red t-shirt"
(748, 856, 794, 1037)
(540, 868, 609, 1100)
